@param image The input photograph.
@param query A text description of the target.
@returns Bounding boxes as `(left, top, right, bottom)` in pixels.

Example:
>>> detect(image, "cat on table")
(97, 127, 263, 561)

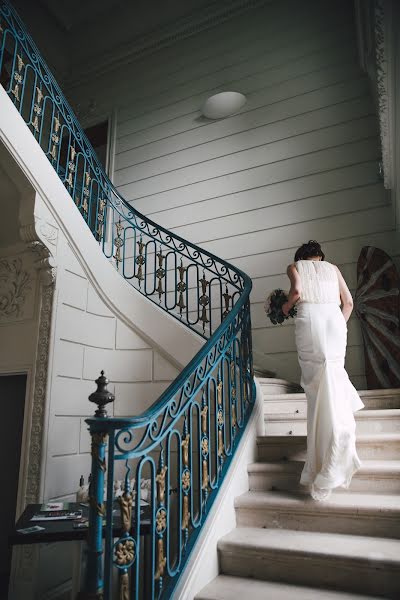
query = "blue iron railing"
(0, 3, 255, 598)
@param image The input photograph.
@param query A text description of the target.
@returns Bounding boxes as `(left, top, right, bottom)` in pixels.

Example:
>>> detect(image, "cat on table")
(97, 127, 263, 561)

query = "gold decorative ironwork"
(96, 199, 106, 239)
(156, 508, 167, 533)
(201, 405, 208, 433)
(155, 247, 165, 301)
(155, 538, 166, 580)
(135, 237, 145, 284)
(182, 434, 190, 467)
(202, 459, 209, 489)
(218, 429, 225, 457)
(156, 465, 167, 504)
(119, 571, 129, 600)
(182, 495, 190, 530)
(11, 54, 24, 102)
(89, 495, 106, 517)
(113, 218, 124, 269)
(36, 86, 43, 105)
(231, 403, 237, 429)
(177, 259, 187, 315)
(49, 115, 61, 162)
(217, 410, 224, 426)
(32, 87, 43, 134)
(91, 432, 108, 473)
(115, 539, 135, 566)
(201, 437, 208, 454)
(182, 470, 190, 491)
(82, 197, 89, 215)
(199, 271, 210, 333)
(32, 115, 39, 133)
(50, 140, 57, 161)
(217, 380, 223, 406)
(118, 492, 133, 534)
(54, 115, 61, 133)
(16, 54, 24, 72)
(222, 285, 232, 319)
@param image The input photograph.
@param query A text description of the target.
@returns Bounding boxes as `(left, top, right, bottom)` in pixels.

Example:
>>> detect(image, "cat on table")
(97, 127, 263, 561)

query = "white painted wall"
(44, 236, 179, 502)
(68, 0, 400, 389)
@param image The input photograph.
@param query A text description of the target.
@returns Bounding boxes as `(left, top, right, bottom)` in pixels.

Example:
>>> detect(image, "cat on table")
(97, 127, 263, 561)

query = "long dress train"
(294, 260, 364, 500)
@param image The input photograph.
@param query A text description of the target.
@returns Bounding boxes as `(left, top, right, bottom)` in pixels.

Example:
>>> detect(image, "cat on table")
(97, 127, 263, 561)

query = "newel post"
(80, 371, 114, 599)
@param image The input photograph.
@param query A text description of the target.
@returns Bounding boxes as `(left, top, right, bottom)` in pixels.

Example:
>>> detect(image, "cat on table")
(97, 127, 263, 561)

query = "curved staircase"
(197, 384, 400, 599)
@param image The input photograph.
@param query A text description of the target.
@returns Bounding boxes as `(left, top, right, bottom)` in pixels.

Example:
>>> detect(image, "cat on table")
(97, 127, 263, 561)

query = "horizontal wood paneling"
(69, 0, 398, 385)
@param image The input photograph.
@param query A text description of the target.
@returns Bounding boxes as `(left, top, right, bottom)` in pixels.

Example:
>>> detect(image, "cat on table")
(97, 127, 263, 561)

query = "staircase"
(197, 382, 400, 599)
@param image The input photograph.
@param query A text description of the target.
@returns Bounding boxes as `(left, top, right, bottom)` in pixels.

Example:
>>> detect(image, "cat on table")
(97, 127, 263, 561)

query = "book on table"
(31, 503, 83, 521)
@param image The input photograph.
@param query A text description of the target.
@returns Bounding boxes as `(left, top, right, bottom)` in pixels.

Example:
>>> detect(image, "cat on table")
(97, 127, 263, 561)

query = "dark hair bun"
(294, 240, 325, 262)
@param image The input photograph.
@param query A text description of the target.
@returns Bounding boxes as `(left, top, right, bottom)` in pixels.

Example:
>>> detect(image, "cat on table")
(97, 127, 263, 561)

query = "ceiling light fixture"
(201, 91, 246, 119)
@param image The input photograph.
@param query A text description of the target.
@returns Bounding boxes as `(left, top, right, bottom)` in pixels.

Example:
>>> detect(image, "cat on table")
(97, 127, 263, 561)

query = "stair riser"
(219, 548, 400, 597)
(235, 506, 400, 539)
(257, 441, 400, 461)
(264, 397, 400, 412)
(264, 418, 400, 436)
(262, 385, 301, 395)
(248, 471, 400, 494)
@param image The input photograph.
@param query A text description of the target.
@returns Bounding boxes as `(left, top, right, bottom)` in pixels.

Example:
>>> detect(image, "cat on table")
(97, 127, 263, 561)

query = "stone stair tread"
(248, 459, 400, 474)
(265, 408, 400, 418)
(235, 490, 400, 513)
(219, 526, 400, 563)
(258, 432, 400, 443)
(196, 575, 381, 600)
(262, 388, 400, 399)
(257, 377, 301, 387)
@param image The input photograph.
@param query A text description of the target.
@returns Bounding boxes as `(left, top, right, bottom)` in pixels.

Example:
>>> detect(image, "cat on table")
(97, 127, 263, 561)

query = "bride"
(282, 240, 364, 501)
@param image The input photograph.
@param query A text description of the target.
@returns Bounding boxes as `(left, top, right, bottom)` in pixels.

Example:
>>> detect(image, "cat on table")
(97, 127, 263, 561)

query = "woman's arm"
(334, 265, 353, 322)
(282, 264, 301, 316)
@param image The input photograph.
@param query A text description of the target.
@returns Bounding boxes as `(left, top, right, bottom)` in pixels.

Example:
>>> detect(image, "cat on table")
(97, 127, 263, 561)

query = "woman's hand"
(282, 302, 291, 316)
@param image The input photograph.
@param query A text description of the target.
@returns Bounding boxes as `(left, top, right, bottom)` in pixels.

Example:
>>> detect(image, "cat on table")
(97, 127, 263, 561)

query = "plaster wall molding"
(374, 0, 393, 190)
(17, 214, 58, 506)
(0, 256, 33, 322)
(354, 0, 394, 191)
(24, 271, 55, 506)
(66, 0, 271, 89)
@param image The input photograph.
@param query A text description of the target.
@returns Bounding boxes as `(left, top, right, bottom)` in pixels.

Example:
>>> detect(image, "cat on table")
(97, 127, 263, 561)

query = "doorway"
(0, 373, 27, 597)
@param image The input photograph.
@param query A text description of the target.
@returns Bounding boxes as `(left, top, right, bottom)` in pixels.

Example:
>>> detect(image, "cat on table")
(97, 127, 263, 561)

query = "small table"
(10, 502, 151, 545)
(9, 502, 151, 599)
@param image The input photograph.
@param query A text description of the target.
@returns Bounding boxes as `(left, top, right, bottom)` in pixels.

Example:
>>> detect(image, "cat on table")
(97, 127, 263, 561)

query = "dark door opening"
(0, 374, 27, 597)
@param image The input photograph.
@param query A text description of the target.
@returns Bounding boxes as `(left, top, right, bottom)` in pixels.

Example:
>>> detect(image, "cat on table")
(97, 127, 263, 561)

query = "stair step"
(248, 460, 400, 494)
(263, 388, 400, 410)
(218, 527, 400, 597)
(257, 434, 400, 460)
(196, 575, 381, 600)
(258, 377, 302, 394)
(264, 409, 400, 436)
(234, 490, 400, 538)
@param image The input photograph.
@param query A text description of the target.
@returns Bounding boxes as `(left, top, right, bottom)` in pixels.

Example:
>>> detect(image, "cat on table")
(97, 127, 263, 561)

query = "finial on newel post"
(89, 370, 115, 417)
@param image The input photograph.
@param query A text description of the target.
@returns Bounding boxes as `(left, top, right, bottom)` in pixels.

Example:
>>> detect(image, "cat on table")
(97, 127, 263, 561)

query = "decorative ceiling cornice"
(374, 0, 392, 190)
(66, 0, 271, 89)
(354, 0, 394, 190)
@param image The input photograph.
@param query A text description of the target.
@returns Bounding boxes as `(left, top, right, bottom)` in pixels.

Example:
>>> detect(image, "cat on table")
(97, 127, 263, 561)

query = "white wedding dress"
(294, 260, 364, 500)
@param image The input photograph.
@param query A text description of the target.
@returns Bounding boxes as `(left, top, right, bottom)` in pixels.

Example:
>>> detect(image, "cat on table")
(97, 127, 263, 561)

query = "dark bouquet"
(264, 289, 297, 325)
